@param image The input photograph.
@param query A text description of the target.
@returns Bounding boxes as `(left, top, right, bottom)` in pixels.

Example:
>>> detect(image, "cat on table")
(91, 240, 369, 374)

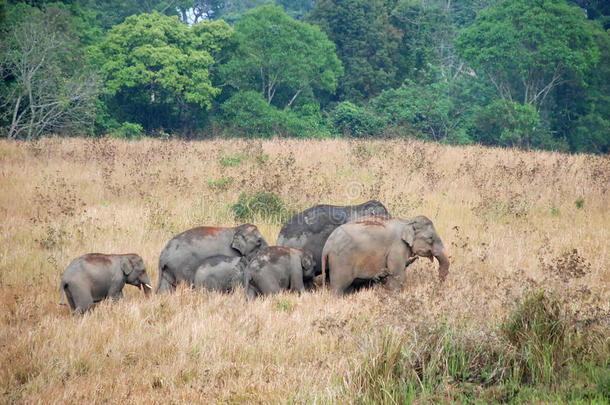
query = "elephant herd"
(60, 200, 449, 314)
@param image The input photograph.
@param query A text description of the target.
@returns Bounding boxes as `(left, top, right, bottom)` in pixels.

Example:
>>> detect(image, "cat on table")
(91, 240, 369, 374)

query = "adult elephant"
(157, 224, 268, 294)
(322, 216, 449, 295)
(276, 200, 390, 280)
(61, 253, 152, 314)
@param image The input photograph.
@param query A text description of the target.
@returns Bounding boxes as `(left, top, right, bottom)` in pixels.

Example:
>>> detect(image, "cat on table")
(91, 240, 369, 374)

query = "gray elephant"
(276, 200, 390, 281)
(244, 246, 315, 299)
(157, 224, 268, 294)
(321, 216, 449, 295)
(60, 253, 152, 314)
(193, 255, 247, 293)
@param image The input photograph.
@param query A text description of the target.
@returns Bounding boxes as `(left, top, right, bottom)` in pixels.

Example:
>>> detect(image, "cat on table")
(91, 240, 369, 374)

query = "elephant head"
(121, 255, 152, 295)
(231, 224, 268, 259)
(402, 216, 449, 282)
(300, 250, 315, 280)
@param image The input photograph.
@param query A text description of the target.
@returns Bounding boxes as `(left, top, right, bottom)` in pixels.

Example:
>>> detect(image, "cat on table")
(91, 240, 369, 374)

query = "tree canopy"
(0, 0, 608, 153)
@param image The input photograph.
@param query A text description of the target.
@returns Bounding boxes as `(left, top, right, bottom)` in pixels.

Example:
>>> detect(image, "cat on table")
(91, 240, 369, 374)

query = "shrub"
(501, 290, 567, 385)
(231, 191, 293, 224)
(329, 101, 385, 138)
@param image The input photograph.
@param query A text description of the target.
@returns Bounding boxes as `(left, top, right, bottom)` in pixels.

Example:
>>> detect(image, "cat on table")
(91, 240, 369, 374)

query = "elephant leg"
(384, 246, 408, 292)
(245, 282, 260, 300)
(329, 271, 352, 296)
(156, 270, 175, 294)
(254, 274, 281, 295)
(68, 286, 94, 314)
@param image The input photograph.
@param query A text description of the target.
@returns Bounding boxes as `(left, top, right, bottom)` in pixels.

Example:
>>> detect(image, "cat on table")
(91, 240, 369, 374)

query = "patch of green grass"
(219, 152, 246, 166)
(575, 197, 585, 209)
(207, 177, 232, 190)
(341, 290, 609, 403)
(231, 191, 294, 224)
(273, 297, 294, 312)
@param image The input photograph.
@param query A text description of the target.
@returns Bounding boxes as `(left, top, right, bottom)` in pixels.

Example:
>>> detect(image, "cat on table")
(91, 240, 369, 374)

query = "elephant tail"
(61, 283, 75, 312)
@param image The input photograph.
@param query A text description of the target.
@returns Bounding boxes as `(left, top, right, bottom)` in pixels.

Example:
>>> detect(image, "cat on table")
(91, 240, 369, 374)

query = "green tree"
(97, 13, 233, 134)
(1, 3, 98, 139)
(456, 0, 599, 113)
(308, 0, 402, 101)
(220, 6, 342, 110)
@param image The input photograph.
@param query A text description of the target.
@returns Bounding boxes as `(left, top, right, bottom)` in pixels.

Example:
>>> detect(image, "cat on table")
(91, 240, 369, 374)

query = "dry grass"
(0, 137, 608, 403)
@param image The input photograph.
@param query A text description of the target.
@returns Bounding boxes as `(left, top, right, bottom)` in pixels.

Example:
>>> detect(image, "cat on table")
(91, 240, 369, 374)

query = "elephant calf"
(194, 255, 247, 293)
(244, 246, 314, 299)
(60, 253, 152, 314)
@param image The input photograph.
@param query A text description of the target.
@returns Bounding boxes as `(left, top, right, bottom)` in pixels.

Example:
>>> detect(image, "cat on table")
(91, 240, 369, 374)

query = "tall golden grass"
(0, 137, 608, 403)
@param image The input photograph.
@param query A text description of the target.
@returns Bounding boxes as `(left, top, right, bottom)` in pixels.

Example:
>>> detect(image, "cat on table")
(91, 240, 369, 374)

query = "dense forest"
(1, 0, 608, 153)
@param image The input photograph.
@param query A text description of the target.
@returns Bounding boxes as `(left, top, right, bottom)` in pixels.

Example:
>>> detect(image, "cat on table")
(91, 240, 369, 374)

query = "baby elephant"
(244, 246, 314, 299)
(194, 255, 247, 293)
(60, 253, 152, 314)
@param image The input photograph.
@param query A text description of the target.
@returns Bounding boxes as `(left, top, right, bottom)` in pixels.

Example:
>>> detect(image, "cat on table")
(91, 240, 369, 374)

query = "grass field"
(0, 137, 608, 403)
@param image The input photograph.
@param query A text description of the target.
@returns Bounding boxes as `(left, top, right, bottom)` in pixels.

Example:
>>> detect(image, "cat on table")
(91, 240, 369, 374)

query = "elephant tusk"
(144, 283, 152, 289)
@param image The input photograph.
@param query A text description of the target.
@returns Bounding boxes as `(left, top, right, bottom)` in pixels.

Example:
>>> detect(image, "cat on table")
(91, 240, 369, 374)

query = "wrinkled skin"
(244, 246, 315, 299)
(276, 200, 390, 281)
(60, 253, 151, 314)
(157, 224, 267, 294)
(193, 255, 247, 293)
(322, 216, 449, 295)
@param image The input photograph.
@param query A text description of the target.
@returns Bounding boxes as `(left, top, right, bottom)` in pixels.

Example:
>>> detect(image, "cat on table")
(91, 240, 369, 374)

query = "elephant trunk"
(434, 248, 450, 282)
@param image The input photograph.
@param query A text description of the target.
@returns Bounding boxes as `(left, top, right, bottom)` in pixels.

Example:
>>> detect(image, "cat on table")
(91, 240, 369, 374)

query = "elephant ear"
(401, 225, 415, 247)
(301, 252, 313, 270)
(121, 257, 134, 276)
(231, 229, 247, 255)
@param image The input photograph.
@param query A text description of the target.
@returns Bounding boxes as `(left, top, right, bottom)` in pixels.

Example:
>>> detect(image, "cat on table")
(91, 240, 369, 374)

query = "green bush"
(231, 191, 294, 224)
(330, 101, 385, 138)
(108, 121, 143, 139)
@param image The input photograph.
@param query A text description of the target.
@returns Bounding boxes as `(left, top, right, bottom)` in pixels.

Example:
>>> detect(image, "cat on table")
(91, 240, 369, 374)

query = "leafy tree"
(370, 78, 469, 143)
(81, 0, 190, 30)
(308, 0, 402, 101)
(220, 6, 342, 110)
(456, 0, 599, 113)
(219, 90, 328, 138)
(97, 13, 233, 134)
(1, 3, 98, 139)
(471, 99, 557, 150)
(329, 101, 384, 138)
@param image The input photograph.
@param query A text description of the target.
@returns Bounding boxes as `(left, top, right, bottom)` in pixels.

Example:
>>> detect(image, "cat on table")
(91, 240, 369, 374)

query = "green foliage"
(97, 13, 233, 132)
(343, 289, 609, 403)
(472, 99, 559, 150)
(219, 90, 328, 138)
(108, 122, 143, 139)
(207, 177, 232, 190)
(456, 0, 599, 111)
(218, 151, 246, 166)
(502, 290, 567, 385)
(330, 101, 384, 138)
(370, 79, 468, 143)
(221, 6, 343, 111)
(575, 198, 584, 209)
(308, 0, 402, 101)
(231, 191, 293, 223)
